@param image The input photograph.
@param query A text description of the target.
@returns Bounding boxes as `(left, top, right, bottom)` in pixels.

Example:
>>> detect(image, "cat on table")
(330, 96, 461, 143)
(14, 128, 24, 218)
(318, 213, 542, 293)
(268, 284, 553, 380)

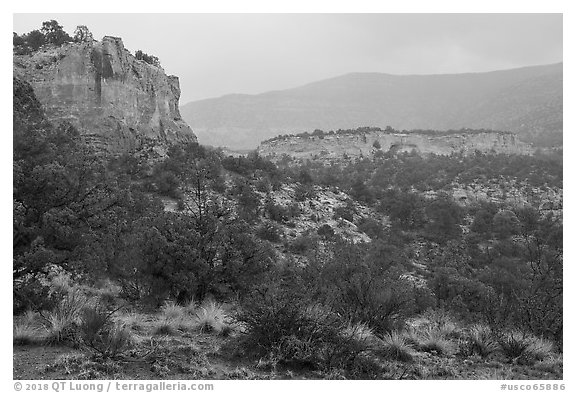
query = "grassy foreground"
(13, 285, 562, 380)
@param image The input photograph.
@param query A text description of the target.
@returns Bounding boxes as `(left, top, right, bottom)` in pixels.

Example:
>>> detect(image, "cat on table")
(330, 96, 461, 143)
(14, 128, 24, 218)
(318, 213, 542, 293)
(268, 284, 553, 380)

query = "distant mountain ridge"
(181, 63, 562, 149)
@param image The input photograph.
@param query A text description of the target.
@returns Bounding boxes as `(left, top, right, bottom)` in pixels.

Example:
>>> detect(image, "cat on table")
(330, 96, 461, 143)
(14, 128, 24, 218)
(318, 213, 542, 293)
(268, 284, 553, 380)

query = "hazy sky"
(13, 13, 563, 103)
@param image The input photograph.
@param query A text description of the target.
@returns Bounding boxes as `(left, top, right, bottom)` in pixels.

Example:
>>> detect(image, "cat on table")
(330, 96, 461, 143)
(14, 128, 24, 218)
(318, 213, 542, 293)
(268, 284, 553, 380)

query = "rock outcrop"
(257, 129, 534, 162)
(13, 36, 196, 152)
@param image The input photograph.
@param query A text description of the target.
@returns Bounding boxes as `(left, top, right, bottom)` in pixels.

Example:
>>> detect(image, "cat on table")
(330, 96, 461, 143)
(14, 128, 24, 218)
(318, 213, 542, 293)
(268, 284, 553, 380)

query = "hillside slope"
(181, 63, 562, 149)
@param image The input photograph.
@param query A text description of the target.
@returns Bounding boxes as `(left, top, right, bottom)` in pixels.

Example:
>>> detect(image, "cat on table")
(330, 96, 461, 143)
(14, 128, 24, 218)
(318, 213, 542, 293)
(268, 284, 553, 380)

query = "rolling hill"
(180, 63, 562, 149)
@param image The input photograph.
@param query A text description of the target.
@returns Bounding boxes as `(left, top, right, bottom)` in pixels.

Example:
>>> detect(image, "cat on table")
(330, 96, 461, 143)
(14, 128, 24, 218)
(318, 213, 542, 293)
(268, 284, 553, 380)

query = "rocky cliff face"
(13, 36, 196, 152)
(258, 130, 534, 161)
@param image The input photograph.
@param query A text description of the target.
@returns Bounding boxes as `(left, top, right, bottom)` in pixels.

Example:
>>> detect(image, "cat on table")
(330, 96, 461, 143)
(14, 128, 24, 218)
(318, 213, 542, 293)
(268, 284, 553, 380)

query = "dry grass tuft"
(183, 298, 198, 315)
(459, 324, 499, 358)
(378, 331, 415, 362)
(14, 322, 41, 345)
(160, 301, 185, 321)
(342, 322, 376, 344)
(43, 289, 87, 344)
(524, 336, 556, 363)
(534, 355, 563, 375)
(116, 311, 147, 332)
(497, 331, 555, 365)
(498, 331, 537, 362)
(152, 318, 178, 336)
(413, 326, 456, 356)
(194, 300, 227, 333)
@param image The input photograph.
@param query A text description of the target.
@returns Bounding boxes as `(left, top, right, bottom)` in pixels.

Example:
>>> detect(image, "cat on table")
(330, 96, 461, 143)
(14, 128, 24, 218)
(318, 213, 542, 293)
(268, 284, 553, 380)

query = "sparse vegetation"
(13, 32, 562, 380)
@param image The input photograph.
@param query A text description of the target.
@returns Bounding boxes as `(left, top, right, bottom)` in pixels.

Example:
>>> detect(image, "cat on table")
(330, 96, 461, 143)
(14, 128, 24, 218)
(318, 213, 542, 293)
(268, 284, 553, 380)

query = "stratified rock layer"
(13, 36, 196, 152)
(257, 130, 534, 161)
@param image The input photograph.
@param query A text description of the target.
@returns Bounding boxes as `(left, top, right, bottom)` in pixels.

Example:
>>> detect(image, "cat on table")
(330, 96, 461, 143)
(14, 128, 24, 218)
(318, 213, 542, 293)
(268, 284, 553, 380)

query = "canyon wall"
(13, 36, 196, 152)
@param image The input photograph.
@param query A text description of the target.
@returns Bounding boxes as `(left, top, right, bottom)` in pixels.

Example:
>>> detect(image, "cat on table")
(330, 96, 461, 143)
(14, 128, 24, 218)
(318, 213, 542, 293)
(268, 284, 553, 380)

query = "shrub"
(294, 184, 315, 201)
(13, 276, 55, 315)
(290, 235, 316, 255)
(317, 224, 335, 239)
(153, 170, 181, 198)
(305, 239, 417, 335)
(234, 287, 369, 374)
(255, 177, 272, 193)
(234, 287, 301, 354)
(264, 199, 288, 222)
(334, 205, 354, 222)
(356, 217, 384, 239)
(287, 203, 301, 218)
(256, 222, 282, 243)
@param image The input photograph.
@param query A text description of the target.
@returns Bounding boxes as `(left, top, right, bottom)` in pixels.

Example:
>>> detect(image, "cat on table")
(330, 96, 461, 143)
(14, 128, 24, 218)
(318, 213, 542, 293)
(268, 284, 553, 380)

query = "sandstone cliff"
(13, 36, 196, 152)
(257, 129, 534, 162)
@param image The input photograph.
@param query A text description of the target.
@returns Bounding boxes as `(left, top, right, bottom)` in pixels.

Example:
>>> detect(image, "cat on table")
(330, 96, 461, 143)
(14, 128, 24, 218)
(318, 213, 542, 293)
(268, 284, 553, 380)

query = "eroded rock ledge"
(258, 129, 534, 162)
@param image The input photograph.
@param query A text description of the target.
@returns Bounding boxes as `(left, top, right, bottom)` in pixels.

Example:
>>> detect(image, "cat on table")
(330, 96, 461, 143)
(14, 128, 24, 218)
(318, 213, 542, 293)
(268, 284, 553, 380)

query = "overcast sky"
(13, 13, 563, 103)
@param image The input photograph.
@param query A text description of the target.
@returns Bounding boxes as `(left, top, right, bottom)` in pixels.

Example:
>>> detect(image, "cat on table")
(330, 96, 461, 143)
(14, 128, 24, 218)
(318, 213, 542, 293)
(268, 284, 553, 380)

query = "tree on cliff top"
(74, 25, 93, 43)
(41, 20, 72, 46)
(14, 19, 72, 53)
